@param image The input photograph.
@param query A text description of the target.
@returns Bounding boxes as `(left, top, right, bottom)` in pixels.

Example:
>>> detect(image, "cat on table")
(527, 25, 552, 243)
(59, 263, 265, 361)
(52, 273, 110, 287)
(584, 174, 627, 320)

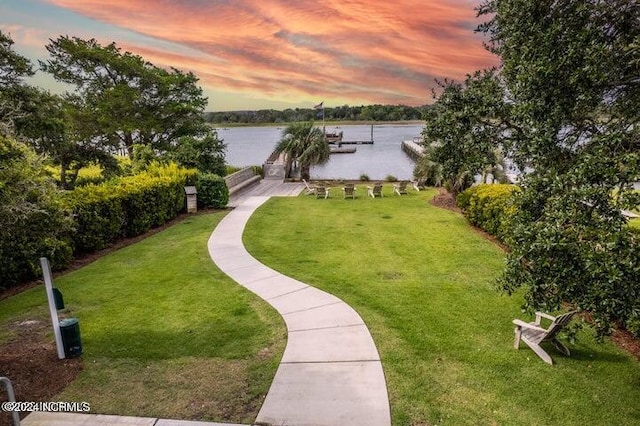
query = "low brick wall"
(225, 167, 261, 195)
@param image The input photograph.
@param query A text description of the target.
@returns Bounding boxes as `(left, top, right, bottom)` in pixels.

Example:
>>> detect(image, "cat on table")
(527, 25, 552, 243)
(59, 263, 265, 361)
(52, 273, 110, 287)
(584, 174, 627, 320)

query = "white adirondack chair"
(393, 181, 408, 195)
(302, 179, 315, 195)
(342, 183, 356, 199)
(513, 311, 577, 365)
(367, 183, 383, 198)
(314, 185, 330, 199)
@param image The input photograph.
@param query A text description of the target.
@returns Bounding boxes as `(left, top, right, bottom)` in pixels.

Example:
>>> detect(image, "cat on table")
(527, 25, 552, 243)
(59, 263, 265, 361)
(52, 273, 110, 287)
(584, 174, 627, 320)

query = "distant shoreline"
(210, 120, 425, 128)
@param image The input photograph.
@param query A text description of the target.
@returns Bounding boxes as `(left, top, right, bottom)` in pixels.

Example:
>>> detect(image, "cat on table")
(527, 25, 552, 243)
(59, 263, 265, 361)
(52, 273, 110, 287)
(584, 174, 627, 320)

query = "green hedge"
(196, 173, 229, 209)
(0, 137, 73, 289)
(1, 158, 199, 288)
(67, 164, 197, 253)
(456, 184, 518, 241)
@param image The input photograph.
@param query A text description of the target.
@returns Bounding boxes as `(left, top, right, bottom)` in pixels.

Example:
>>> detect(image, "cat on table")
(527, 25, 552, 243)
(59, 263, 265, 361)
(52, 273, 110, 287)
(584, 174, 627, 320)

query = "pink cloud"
(43, 0, 498, 108)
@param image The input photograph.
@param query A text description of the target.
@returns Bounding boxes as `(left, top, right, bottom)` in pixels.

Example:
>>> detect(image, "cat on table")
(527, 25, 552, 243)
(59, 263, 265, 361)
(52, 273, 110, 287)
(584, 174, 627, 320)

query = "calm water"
(218, 124, 423, 180)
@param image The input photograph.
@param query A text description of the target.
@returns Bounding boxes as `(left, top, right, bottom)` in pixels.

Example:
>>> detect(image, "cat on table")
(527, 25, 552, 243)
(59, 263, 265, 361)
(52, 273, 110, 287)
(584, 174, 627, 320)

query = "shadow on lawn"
(84, 321, 259, 360)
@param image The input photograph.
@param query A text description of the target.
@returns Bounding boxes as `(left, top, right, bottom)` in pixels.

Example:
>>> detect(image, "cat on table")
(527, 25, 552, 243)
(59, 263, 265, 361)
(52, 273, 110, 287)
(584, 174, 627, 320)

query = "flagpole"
(314, 101, 325, 137)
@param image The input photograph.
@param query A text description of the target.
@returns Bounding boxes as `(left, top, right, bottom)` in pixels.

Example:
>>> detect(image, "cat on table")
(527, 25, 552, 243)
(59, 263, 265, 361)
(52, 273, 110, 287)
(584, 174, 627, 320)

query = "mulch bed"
(0, 320, 82, 425)
(428, 187, 461, 212)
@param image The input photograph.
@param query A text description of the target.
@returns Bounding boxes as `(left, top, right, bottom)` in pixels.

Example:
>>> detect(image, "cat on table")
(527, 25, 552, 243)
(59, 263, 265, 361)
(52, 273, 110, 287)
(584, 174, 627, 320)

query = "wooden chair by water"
(513, 311, 577, 365)
(342, 183, 356, 199)
(315, 184, 330, 199)
(302, 179, 315, 195)
(393, 181, 408, 195)
(411, 179, 425, 191)
(367, 183, 383, 198)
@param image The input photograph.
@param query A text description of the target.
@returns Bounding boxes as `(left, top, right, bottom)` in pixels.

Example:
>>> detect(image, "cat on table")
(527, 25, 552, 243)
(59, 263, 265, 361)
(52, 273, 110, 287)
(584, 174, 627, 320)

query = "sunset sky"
(1, 0, 498, 111)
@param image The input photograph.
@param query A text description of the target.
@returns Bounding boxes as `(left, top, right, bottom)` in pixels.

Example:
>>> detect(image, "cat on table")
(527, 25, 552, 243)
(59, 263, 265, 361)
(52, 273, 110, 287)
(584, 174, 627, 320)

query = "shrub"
(359, 173, 370, 181)
(0, 136, 73, 288)
(226, 165, 242, 175)
(67, 163, 197, 252)
(457, 184, 518, 241)
(385, 175, 397, 182)
(170, 134, 226, 176)
(196, 173, 229, 209)
(75, 164, 106, 187)
(251, 165, 263, 177)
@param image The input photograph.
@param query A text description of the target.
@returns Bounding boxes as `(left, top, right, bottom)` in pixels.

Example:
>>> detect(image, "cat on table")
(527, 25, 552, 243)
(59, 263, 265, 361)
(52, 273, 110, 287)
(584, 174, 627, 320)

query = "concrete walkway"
(208, 193, 391, 425)
(21, 412, 245, 426)
(20, 182, 391, 426)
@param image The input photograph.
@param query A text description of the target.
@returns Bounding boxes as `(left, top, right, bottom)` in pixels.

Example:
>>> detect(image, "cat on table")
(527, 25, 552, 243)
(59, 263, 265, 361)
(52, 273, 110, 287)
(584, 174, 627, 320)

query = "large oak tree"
(40, 36, 223, 161)
(475, 0, 640, 336)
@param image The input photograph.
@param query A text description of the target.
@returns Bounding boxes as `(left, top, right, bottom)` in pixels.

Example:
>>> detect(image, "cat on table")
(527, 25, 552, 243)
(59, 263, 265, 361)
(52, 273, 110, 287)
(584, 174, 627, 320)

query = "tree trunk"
(301, 165, 311, 181)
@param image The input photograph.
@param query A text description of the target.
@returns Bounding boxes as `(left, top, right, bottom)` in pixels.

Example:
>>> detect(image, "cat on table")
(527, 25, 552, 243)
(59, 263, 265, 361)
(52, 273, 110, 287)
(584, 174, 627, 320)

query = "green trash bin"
(59, 317, 83, 358)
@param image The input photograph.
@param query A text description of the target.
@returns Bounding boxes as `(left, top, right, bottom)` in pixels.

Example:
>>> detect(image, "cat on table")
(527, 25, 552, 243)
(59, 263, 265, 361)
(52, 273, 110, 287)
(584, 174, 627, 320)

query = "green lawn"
(0, 212, 285, 424)
(243, 187, 640, 425)
(2, 187, 638, 425)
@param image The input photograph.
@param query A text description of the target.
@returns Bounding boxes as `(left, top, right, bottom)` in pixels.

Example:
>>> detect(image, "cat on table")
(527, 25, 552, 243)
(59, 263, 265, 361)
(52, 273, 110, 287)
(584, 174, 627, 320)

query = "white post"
(40, 257, 65, 359)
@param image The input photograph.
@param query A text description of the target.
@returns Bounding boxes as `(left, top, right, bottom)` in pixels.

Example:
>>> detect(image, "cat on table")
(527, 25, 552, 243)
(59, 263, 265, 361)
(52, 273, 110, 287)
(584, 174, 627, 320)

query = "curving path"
(208, 192, 391, 426)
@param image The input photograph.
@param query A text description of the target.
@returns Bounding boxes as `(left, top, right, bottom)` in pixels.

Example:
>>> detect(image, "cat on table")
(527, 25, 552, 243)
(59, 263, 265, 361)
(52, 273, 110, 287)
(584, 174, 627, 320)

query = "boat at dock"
(325, 131, 343, 143)
(324, 127, 373, 145)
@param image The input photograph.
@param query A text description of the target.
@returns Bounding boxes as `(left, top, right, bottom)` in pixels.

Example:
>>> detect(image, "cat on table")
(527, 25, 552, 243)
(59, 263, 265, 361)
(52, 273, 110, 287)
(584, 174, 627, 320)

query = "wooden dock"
(333, 140, 374, 145)
(401, 139, 425, 160)
(330, 146, 357, 154)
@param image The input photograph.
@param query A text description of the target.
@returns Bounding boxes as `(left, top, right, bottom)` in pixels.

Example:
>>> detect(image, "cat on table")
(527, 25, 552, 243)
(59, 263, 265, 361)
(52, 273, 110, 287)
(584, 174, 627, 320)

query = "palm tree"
(274, 122, 329, 180)
(413, 141, 444, 187)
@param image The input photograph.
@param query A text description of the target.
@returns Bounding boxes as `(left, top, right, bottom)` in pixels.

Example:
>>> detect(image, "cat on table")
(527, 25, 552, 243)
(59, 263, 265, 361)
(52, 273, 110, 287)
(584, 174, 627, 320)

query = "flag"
(313, 101, 324, 109)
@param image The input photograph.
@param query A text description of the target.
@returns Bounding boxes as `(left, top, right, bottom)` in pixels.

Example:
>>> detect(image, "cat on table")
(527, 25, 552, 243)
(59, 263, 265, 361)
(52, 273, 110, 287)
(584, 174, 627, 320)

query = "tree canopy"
(0, 30, 35, 136)
(423, 0, 639, 336)
(0, 30, 33, 86)
(274, 122, 330, 180)
(420, 69, 510, 194)
(0, 135, 73, 285)
(40, 36, 217, 156)
(206, 104, 426, 124)
(475, 0, 639, 336)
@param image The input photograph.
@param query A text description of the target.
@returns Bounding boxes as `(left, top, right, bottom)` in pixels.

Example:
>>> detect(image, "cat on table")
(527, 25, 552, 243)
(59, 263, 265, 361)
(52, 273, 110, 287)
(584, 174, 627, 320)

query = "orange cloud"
(43, 0, 498, 109)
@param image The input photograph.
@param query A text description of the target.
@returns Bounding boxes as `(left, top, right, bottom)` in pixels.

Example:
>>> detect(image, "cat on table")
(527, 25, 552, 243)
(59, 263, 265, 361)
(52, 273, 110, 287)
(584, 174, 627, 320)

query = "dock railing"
(224, 166, 261, 196)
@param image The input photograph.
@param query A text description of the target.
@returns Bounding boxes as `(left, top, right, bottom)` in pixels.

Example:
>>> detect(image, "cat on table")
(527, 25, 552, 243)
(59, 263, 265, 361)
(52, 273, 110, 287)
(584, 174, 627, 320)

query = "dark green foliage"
(0, 136, 73, 288)
(457, 184, 517, 241)
(13, 88, 116, 189)
(206, 104, 425, 124)
(130, 144, 155, 173)
(67, 164, 197, 252)
(66, 184, 125, 253)
(196, 173, 229, 209)
(40, 36, 221, 161)
(250, 165, 263, 177)
(421, 70, 509, 195)
(274, 122, 329, 180)
(0, 30, 33, 86)
(0, 30, 34, 136)
(500, 175, 640, 337)
(169, 134, 226, 176)
(464, 0, 640, 337)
